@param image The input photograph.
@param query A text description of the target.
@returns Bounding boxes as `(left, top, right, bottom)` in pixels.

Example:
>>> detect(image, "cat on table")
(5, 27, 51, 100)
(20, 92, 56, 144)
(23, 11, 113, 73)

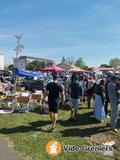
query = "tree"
(3, 66, 11, 76)
(8, 64, 14, 71)
(61, 56, 74, 65)
(61, 56, 67, 63)
(26, 60, 53, 71)
(100, 64, 112, 68)
(66, 57, 75, 65)
(82, 65, 89, 70)
(109, 58, 120, 68)
(75, 57, 86, 69)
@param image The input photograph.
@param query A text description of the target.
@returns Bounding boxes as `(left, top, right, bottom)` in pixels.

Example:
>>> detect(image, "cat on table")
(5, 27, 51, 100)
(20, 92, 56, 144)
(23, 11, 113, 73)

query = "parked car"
(20, 79, 44, 91)
(20, 76, 53, 91)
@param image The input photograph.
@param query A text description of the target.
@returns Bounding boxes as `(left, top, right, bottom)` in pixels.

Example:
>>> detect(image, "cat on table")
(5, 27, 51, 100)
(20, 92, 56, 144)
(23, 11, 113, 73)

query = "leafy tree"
(61, 56, 74, 65)
(8, 64, 14, 71)
(61, 56, 67, 63)
(75, 57, 86, 69)
(109, 58, 120, 68)
(26, 60, 53, 71)
(82, 65, 89, 70)
(66, 57, 75, 65)
(3, 66, 11, 76)
(100, 64, 112, 68)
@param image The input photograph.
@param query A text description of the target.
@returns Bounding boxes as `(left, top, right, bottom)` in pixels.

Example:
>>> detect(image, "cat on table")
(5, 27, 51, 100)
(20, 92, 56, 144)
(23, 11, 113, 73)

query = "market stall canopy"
(14, 68, 44, 78)
(91, 67, 99, 71)
(42, 64, 65, 72)
(69, 66, 85, 73)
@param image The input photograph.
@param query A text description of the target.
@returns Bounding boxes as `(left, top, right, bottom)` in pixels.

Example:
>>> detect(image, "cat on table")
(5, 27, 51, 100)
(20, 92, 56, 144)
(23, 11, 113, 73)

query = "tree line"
(4, 57, 120, 75)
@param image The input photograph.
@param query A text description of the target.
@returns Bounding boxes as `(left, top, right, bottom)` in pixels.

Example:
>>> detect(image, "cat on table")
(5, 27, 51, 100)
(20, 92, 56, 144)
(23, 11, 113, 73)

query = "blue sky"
(0, 0, 120, 67)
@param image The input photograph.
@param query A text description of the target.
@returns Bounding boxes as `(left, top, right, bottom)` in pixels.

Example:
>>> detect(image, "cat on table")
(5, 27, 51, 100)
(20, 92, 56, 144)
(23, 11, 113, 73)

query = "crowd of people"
(42, 73, 120, 132)
(0, 71, 120, 133)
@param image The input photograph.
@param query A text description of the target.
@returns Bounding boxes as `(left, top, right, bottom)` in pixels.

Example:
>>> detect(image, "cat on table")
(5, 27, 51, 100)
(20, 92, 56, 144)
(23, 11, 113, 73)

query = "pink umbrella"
(42, 64, 65, 72)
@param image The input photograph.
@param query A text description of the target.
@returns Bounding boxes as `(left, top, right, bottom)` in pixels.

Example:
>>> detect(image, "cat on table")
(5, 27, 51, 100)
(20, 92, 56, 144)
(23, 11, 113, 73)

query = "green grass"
(0, 104, 120, 160)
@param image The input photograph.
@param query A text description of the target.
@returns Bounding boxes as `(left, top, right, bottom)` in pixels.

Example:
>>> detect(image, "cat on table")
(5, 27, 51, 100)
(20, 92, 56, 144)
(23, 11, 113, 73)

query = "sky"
(0, 0, 120, 67)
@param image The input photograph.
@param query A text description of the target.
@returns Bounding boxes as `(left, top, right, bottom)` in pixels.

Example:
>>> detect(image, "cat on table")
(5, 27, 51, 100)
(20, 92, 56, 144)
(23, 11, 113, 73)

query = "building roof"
(57, 62, 84, 71)
(57, 62, 74, 68)
(98, 67, 115, 71)
(19, 56, 53, 62)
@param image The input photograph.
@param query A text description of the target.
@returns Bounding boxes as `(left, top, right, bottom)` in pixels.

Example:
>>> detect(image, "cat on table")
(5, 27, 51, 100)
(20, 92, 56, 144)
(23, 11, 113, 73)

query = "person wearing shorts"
(43, 76, 65, 131)
(69, 76, 82, 120)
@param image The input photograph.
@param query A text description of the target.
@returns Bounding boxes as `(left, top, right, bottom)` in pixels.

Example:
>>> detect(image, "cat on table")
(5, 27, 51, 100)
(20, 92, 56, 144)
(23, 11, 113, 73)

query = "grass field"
(0, 104, 120, 160)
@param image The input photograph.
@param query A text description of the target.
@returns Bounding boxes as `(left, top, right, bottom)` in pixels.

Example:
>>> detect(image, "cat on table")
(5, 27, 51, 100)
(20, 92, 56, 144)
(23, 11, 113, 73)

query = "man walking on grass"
(43, 76, 65, 131)
(68, 76, 82, 121)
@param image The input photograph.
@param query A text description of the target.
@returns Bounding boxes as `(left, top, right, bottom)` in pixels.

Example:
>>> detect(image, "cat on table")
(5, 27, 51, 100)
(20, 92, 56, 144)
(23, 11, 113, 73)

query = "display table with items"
(0, 91, 43, 114)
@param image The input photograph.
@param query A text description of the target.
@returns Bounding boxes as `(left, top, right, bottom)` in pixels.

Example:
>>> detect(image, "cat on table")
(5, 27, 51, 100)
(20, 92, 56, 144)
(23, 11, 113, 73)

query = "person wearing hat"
(108, 76, 119, 132)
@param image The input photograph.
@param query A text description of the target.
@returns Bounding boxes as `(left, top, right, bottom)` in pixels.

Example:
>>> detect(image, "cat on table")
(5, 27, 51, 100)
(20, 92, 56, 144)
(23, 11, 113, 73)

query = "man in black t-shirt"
(43, 76, 65, 131)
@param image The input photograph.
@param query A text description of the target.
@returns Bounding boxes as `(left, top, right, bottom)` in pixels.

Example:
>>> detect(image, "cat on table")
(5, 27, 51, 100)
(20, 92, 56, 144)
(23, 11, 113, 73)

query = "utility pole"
(14, 34, 24, 58)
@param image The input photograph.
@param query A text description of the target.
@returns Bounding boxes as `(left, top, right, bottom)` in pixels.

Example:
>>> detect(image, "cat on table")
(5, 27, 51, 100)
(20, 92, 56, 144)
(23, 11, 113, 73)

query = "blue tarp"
(14, 68, 44, 78)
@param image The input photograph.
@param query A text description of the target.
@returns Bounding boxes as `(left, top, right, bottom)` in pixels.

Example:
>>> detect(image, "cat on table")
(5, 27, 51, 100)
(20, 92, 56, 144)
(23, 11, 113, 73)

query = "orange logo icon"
(46, 140, 62, 156)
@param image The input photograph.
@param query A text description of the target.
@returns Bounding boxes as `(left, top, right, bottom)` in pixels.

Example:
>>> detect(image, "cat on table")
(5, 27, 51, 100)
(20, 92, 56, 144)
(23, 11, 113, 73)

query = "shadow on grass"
(60, 103, 70, 111)
(0, 120, 51, 134)
(58, 111, 97, 127)
(0, 111, 110, 136)
(60, 102, 94, 111)
(60, 126, 110, 138)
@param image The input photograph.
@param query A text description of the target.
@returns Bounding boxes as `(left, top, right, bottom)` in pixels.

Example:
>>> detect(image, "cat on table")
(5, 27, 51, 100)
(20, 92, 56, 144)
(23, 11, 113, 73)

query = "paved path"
(0, 138, 23, 160)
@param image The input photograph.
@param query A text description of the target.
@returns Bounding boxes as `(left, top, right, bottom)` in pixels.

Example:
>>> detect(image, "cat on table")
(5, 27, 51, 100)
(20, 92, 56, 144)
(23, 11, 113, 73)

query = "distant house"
(0, 54, 5, 70)
(98, 67, 115, 73)
(91, 67, 99, 71)
(57, 62, 76, 70)
(13, 56, 54, 69)
(90, 67, 117, 74)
